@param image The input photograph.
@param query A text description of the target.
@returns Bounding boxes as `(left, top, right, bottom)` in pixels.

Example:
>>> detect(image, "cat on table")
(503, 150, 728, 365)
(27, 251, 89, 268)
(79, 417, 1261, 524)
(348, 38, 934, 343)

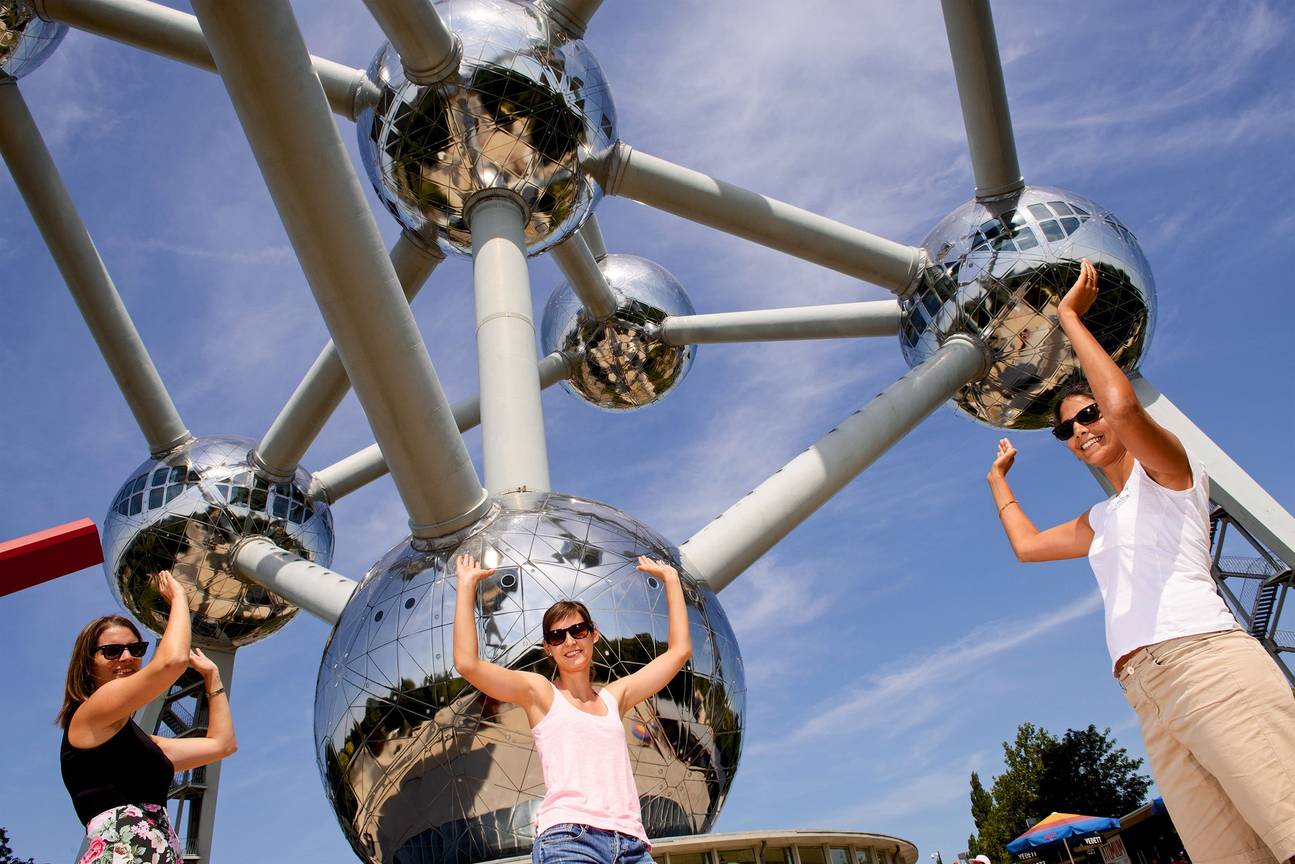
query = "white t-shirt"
(1087, 458, 1239, 671)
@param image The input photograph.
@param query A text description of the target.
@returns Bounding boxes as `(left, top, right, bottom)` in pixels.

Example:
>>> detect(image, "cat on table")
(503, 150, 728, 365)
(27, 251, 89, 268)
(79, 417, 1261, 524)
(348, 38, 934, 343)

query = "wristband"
(998, 499, 1018, 515)
(207, 687, 226, 699)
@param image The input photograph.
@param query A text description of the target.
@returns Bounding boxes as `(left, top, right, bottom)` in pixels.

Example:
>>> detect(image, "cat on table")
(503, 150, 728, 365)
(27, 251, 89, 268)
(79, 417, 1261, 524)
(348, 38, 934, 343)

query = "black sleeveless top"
(60, 712, 174, 826)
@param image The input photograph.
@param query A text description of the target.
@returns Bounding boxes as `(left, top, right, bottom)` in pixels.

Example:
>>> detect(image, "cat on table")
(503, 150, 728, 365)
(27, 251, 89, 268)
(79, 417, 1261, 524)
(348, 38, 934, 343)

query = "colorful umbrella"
(1007, 812, 1121, 864)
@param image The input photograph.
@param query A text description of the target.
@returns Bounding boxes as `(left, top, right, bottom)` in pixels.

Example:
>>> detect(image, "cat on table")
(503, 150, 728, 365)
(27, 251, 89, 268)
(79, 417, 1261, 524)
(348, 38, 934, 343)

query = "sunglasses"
(1052, 402, 1101, 441)
(96, 641, 149, 660)
(543, 622, 592, 647)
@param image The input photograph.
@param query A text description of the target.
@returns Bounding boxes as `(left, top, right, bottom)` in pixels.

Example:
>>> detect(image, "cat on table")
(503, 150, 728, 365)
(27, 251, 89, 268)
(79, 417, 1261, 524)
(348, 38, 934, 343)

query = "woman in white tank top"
(453, 552, 692, 864)
(985, 258, 1295, 864)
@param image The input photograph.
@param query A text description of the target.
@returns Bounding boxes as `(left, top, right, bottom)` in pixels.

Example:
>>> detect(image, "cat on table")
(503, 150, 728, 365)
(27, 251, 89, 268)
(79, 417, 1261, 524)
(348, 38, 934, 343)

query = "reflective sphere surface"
(0, 1, 66, 79)
(102, 435, 335, 649)
(901, 186, 1155, 428)
(541, 254, 696, 411)
(316, 492, 744, 864)
(357, 0, 616, 257)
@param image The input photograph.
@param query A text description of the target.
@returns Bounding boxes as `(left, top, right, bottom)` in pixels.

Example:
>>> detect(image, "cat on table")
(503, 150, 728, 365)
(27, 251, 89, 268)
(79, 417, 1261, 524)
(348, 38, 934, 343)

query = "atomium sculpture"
(4, 1, 1293, 864)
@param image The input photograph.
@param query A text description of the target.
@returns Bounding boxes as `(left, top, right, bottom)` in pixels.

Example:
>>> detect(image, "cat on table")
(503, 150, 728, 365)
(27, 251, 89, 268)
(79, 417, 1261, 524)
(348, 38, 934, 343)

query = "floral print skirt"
(82, 804, 180, 864)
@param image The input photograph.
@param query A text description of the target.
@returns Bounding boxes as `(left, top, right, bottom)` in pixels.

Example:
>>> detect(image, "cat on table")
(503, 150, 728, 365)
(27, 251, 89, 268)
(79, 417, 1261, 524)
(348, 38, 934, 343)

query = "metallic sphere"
(541, 254, 696, 411)
(315, 491, 744, 864)
(101, 435, 335, 649)
(900, 186, 1155, 429)
(0, 1, 67, 79)
(356, 0, 617, 257)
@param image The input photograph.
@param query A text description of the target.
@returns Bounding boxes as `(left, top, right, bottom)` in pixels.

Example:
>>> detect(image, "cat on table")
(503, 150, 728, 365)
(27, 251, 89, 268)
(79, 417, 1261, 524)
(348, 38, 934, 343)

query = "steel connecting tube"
(359, 0, 462, 85)
(586, 141, 925, 294)
(0, 80, 191, 456)
(680, 335, 990, 591)
(467, 190, 551, 495)
(537, 0, 604, 38)
(550, 232, 618, 321)
(231, 537, 356, 625)
(192, 0, 488, 539)
(660, 300, 901, 345)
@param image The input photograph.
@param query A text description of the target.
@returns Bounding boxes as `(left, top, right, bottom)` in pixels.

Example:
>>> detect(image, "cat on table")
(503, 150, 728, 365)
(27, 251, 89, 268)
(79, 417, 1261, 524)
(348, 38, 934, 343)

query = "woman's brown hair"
(56, 615, 143, 729)
(1052, 381, 1096, 427)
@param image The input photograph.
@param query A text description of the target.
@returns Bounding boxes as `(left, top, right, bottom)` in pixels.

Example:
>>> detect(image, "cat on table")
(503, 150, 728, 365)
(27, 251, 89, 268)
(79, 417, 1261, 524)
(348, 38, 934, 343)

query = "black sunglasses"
(543, 622, 592, 647)
(1053, 402, 1101, 441)
(96, 641, 149, 660)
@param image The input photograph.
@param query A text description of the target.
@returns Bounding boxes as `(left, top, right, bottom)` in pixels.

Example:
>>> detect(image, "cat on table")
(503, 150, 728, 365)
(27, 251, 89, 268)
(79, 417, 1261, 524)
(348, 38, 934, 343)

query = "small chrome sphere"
(315, 491, 744, 864)
(541, 254, 696, 411)
(102, 435, 334, 649)
(356, 0, 617, 257)
(901, 186, 1155, 429)
(0, 1, 67, 79)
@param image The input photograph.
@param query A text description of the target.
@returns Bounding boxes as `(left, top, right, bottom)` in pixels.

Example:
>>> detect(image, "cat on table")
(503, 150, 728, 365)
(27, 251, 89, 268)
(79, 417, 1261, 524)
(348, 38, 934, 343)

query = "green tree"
(0, 827, 40, 864)
(967, 722, 1150, 863)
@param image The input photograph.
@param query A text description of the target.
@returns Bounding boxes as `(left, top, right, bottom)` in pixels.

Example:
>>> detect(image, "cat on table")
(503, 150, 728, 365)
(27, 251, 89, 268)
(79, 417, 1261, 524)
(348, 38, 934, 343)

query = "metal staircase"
(1209, 506, 1294, 686)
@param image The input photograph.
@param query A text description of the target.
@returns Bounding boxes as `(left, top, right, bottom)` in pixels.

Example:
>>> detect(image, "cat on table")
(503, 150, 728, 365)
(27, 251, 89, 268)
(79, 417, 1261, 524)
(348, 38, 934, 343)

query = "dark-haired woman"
(58, 571, 237, 864)
(986, 258, 1295, 864)
(453, 554, 691, 864)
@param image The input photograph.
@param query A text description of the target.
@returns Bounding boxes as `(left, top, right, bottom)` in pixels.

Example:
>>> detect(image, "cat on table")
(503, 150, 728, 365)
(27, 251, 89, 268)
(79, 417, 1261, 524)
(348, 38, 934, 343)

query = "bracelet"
(998, 499, 1018, 515)
(207, 687, 225, 699)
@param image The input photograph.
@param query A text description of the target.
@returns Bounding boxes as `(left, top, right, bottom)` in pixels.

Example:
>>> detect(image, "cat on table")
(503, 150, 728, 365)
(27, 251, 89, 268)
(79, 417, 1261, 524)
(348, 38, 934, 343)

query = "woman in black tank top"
(57, 571, 237, 863)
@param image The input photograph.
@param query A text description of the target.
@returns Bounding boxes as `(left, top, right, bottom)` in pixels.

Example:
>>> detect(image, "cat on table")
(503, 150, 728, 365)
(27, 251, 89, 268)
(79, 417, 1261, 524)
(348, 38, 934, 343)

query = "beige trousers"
(1118, 629, 1295, 864)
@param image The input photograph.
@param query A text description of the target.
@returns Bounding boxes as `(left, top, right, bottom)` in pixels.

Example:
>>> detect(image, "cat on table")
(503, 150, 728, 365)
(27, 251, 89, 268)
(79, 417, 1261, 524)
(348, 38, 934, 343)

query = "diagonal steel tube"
(192, 0, 487, 539)
(360, 0, 462, 85)
(231, 538, 356, 625)
(467, 190, 551, 495)
(586, 141, 925, 294)
(538, 0, 605, 38)
(33, 0, 375, 119)
(0, 80, 190, 457)
(939, 0, 1024, 199)
(550, 231, 618, 321)
(254, 231, 444, 479)
(681, 335, 989, 590)
(579, 214, 609, 261)
(310, 351, 578, 504)
(661, 300, 901, 345)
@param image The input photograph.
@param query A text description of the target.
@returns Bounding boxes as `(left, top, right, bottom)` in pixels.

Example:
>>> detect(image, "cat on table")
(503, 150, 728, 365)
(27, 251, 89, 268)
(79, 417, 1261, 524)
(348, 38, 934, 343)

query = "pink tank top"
(531, 683, 648, 844)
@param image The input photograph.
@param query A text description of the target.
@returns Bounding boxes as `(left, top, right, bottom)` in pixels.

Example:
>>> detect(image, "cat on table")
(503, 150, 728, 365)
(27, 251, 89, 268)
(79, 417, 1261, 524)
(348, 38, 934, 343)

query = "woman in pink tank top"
(985, 259, 1295, 864)
(453, 552, 692, 864)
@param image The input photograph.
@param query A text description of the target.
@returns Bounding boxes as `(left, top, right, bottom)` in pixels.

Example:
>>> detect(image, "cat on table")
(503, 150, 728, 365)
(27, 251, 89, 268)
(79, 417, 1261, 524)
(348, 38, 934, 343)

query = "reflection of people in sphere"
(986, 259, 1295, 864)
(57, 570, 238, 863)
(454, 554, 692, 864)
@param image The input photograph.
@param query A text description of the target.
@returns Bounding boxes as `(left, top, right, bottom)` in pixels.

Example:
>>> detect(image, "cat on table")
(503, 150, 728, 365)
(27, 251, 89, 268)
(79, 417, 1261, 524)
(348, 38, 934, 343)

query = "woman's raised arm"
(451, 554, 546, 707)
(606, 557, 692, 715)
(987, 438, 1093, 563)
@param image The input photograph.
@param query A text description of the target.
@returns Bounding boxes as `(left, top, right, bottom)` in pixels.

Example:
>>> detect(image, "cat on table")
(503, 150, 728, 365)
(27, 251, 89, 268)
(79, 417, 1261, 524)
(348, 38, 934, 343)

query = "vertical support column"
(467, 190, 551, 494)
(681, 336, 989, 590)
(190, 0, 488, 539)
(191, 647, 235, 864)
(939, 0, 1025, 198)
(0, 80, 191, 456)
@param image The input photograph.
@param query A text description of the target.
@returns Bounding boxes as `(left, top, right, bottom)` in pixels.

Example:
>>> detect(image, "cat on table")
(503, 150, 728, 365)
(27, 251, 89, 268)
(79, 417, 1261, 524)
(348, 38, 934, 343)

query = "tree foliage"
(967, 722, 1151, 864)
(0, 827, 40, 864)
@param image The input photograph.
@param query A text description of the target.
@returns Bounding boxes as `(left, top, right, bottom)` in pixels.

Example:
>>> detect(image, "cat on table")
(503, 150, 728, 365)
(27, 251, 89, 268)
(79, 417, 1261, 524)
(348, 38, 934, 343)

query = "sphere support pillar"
(231, 538, 357, 625)
(551, 231, 618, 320)
(661, 300, 901, 345)
(539, 0, 604, 37)
(191, 0, 489, 540)
(681, 335, 990, 590)
(939, 0, 1025, 199)
(586, 141, 925, 294)
(254, 231, 444, 479)
(0, 80, 191, 457)
(359, 0, 462, 85)
(468, 191, 552, 496)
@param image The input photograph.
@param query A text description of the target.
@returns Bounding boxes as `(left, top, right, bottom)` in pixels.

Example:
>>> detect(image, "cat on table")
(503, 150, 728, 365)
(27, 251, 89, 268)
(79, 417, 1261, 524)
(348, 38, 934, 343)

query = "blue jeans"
(532, 824, 655, 864)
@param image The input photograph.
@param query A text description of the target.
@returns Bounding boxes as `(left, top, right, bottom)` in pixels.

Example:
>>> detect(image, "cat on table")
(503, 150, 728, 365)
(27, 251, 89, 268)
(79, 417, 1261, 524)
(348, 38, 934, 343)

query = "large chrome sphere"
(102, 435, 334, 649)
(0, 1, 67, 79)
(541, 254, 696, 411)
(900, 186, 1155, 428)
(315, 492, 744, 864)
(356, 0, 616, 257)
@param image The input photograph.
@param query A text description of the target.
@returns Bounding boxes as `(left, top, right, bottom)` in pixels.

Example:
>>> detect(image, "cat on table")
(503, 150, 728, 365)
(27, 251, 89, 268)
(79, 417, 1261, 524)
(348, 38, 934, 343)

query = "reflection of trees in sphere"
(900, 186, 1155, 429)
(541, 254, 695, 411)
(315, 492, 744, 864)
(101, 435, 335, 649)
(0, 1, 66, 79)
(356, 0, 616, 257)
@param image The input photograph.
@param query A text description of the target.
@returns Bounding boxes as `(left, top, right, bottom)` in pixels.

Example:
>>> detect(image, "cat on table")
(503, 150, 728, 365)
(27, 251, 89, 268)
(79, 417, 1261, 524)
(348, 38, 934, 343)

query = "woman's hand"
(988, 437, 1017, 480)
(636, 556, 679, 582)
(189, 647, 220, 684)
(455, 554, 495, 587)
(1058, 257, 1098, 320)
(157, 570, 186, 608)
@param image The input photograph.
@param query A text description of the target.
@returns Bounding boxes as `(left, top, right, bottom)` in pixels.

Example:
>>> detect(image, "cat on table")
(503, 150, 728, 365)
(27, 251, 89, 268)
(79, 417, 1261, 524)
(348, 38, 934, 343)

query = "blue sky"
(2, 1, 1294, 861)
